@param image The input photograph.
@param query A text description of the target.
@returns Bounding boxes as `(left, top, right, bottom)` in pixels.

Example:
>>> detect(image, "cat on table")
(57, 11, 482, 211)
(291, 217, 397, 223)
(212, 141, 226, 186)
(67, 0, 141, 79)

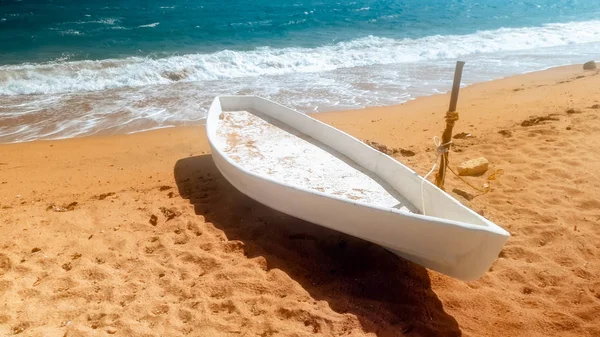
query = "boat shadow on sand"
(174, 155, 461, 337)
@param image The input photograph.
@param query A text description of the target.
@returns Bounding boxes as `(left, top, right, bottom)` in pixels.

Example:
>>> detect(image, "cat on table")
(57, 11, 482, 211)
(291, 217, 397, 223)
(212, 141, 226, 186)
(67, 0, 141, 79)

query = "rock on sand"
(583, 61, 597, 70)
(457, 157, 489, 176)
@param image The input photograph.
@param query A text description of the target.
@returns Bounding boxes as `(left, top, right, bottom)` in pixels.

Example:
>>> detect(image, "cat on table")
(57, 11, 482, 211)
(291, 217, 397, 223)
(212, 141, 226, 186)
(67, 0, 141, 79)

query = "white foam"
(60, 29, 83, 36)
(75, 18, 119, 25)
(0, 20, 599, 96)
(137, 22, 160, 28)
(95, 18, 119, 25)
(284, 19, 306, 26)
(0, 42, 595, 144)
(2, 21, 600, 143)
(1, 20, 600, 96)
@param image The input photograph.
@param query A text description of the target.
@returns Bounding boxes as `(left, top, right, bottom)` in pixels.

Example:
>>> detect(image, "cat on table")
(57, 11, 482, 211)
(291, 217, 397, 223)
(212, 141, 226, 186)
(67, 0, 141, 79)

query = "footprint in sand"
(186, 221, 203, 237)
(209, 300, 237, 314)
(172, 227, 189, 244)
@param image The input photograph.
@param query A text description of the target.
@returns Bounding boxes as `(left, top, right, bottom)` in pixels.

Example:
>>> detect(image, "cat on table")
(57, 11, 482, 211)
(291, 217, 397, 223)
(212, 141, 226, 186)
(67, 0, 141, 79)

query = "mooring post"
(448, 61, 465, 113)
(435, 61, 465, 190)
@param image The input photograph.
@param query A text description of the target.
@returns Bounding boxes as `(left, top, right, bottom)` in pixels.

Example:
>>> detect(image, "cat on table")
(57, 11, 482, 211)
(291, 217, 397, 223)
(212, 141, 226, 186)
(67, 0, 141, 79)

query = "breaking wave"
(1, 20, 600, 96)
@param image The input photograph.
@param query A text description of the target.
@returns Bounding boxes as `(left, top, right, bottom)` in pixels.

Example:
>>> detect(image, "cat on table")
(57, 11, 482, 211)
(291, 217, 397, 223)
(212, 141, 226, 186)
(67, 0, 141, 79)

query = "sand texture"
(1, 65, 600, 336)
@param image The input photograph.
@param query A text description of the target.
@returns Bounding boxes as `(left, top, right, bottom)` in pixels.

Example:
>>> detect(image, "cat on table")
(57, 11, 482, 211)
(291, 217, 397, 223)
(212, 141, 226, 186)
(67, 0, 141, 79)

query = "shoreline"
(0, 63, 591, 146)
(0, 59, 596, 144)
(1, 64, 600, 337)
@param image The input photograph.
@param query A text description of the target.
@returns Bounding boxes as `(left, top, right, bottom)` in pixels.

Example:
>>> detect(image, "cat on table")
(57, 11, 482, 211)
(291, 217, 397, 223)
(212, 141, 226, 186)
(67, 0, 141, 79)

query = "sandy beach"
(1, 65, 599, 336)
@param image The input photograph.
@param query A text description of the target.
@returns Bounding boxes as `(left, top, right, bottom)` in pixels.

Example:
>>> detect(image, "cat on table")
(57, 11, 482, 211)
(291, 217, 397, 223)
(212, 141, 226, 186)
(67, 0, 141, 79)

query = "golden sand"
(1, 65, 599, 336)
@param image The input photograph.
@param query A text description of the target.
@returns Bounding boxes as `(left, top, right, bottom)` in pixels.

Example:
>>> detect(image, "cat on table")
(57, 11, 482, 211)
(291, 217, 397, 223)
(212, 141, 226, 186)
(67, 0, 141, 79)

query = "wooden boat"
(206, 96, 509, 281)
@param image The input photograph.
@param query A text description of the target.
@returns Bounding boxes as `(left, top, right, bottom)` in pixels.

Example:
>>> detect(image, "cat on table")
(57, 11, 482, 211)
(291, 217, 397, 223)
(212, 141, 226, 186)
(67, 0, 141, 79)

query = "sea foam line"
(1, 20, 600, 96)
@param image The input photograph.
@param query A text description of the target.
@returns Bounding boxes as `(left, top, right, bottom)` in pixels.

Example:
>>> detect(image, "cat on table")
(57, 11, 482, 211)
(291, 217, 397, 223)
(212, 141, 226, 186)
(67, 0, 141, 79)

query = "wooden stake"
(435, 61, 465, 190)
(448, 61, 465, 113)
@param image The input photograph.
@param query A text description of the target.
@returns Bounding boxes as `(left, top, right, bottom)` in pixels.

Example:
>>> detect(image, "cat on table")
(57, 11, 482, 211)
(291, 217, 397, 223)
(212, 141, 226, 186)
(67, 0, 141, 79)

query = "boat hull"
(206, 95, 509, 281)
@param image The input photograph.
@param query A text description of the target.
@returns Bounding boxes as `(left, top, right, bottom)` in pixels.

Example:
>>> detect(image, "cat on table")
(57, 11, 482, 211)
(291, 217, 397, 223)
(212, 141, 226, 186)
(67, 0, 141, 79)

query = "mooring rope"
(435, 111, 460, 189)
(421, 136, 452, 215)
(420, 135, 505, 215)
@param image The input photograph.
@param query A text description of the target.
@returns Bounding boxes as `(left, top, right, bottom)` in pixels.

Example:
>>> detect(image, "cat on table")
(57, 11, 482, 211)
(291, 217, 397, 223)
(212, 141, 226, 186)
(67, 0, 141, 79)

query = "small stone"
(94, 192, 115, 200)
(453, 132, 472, 139)
(457, 157, 489, 176)
(31, 247, 41, 253)
(106, 327, 117, 334)
(399, 149, 416, 157)
(583, 61, 597, 70)
(364, 140, 393, 155)
(452, 188, 474, 201)
(149, 214, 158, 226)
(566, 126, 572, 130)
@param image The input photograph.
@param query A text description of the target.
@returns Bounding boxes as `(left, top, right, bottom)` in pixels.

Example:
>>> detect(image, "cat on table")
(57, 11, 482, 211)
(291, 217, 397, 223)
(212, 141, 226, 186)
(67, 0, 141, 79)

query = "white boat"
(206, 96, 509, 281)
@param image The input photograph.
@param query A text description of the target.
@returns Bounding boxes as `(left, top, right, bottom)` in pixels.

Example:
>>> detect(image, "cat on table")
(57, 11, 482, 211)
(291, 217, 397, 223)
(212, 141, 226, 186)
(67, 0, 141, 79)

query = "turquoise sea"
(1, 0, 600, 142)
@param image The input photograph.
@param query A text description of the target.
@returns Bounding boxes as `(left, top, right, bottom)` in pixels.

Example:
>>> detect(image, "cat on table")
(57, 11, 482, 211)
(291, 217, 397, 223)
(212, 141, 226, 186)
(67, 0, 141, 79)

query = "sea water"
(1, 0, 599, 142)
